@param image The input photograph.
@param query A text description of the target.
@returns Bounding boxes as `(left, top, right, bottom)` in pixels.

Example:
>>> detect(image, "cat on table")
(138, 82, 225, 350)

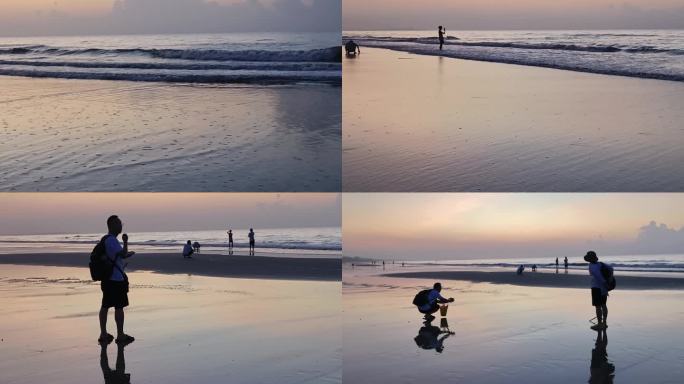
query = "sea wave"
(0, 45, 342, 62)
(0, 59, 340, 72)
(342, 37, 684, 82)
(0, 68, 341, 85)
(344, 36, 684, 55)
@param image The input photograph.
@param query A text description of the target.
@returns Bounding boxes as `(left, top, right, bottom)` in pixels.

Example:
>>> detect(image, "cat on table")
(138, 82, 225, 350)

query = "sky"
(0, 193, 341, 235)
(343, 0, 684, 30)
(343, 194, 684, 260)
(0, 0, 341, 37)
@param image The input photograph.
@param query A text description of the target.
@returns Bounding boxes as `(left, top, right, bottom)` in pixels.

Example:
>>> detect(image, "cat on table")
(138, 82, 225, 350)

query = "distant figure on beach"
(183, 240, 194, 258)
(532, 264, 537, 272)
(98, 215, 135, 346)
(438, 26, 446, 50)
(101, 342, 131, 384)
(248, 228, 255, 255)
(412, 282, 454, 321)
(585, 251, 614, 330)
(589, 328, 615, 383)
(227, 229, 234, 249)
(564, 256, 569, 269)
(193, 241, 201, 254)
(345, 40, 360, 56)
(516, 265, 525, 275)
(556, 257, 559, 267)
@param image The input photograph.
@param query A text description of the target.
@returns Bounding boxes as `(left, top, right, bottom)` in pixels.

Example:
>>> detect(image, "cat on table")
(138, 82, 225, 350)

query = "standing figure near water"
(585, 251, 614, 330)
(412, 282, 454, 321)
(248, 228, 255, 255)
(438, 26, 446, 50)
(98, 215, 135, 346)
(564, 256, 569, 269)
(227, 229, 234, 249)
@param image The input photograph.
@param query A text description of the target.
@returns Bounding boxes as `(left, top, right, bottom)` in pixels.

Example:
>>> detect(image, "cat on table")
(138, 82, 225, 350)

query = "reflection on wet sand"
(590, 329, 615, 384)
(414, 318, 455, 354)
(101, 344, 131, 384)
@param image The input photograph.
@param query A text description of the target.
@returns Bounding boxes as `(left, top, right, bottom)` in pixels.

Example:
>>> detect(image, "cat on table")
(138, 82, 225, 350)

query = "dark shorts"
(591, 288, 607, 307)
(418, 302, 439, 314)
(101, 280, 129, 309)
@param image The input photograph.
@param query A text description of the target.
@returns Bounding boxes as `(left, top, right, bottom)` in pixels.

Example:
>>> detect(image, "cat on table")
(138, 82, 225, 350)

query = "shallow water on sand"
(343, 48, 684, 192)
(343, 265, 684, 383)
(0, 77, 341, 191)
(0, 265, 341, 384)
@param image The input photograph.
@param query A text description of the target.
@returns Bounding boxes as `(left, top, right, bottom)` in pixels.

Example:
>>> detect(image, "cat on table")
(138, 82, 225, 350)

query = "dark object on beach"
(413, 289, 431, 306)
(516, 265, 525, 275)
(600, 262, 616, 291)
(90, 235, 114, 281)
(532, 264, 537, 272)
(345, 40, 360, 56)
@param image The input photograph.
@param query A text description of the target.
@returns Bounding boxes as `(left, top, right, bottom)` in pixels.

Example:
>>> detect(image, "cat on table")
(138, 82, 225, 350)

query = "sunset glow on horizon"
(344, 194, 684, 260)
(0, 193, 341, 235)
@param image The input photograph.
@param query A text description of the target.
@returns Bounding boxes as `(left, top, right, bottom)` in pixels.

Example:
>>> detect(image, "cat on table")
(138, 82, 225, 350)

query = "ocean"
(0, 32, 341, 85)
(392, 254, 684, 276)
(343, 30, 684, 81)
(0, 227, 341, 258)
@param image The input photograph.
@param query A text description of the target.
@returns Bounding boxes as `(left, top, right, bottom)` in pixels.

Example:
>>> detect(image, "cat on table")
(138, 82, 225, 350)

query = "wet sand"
(0, 252, 340, 281)
(0, 76, 341, 191)
(385, 270, 684, 290)
(343, 48, 684, 191)
(343, 265, 684, 383)
(0, 264, 341, 384)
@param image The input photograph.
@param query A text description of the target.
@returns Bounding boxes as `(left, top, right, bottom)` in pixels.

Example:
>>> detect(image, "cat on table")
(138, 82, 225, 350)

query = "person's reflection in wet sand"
(413, 318, 455, 353)
(589, 328, 615, 384)
(101, 343, 131, 384)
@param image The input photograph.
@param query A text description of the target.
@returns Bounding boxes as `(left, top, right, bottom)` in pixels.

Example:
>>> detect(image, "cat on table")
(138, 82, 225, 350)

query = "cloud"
(631, 221, 684, 254)
(0, 0, 341, 36)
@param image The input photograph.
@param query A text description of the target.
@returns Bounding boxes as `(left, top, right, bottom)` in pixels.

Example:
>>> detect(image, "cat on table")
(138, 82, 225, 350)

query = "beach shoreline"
(0, 252, 341, 281)
(0, 76, 341, 192)
(383, 270, 684, 290)
(343, 47, 684, 192)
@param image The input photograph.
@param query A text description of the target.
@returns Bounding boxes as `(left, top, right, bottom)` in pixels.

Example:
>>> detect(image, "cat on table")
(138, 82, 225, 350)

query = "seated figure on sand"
(412, 282, 454, 320)
(345, 40, 360, 56)
(183, 240, 194, 258)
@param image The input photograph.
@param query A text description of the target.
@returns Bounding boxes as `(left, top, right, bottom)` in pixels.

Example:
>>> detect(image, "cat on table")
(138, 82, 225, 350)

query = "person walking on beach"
(227, 229, 234, 249)
(248, 228, 255, 255)
(193, 241, 201, 254)
(585, 251, 614, 330)
(438, 26, 446, 50)
(99, 215, 135, 346)
(412, 282, 454, 321)
(556, 257, 559, 267)
(564, 256, 569, 269)
(183, 240, 194, 258)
